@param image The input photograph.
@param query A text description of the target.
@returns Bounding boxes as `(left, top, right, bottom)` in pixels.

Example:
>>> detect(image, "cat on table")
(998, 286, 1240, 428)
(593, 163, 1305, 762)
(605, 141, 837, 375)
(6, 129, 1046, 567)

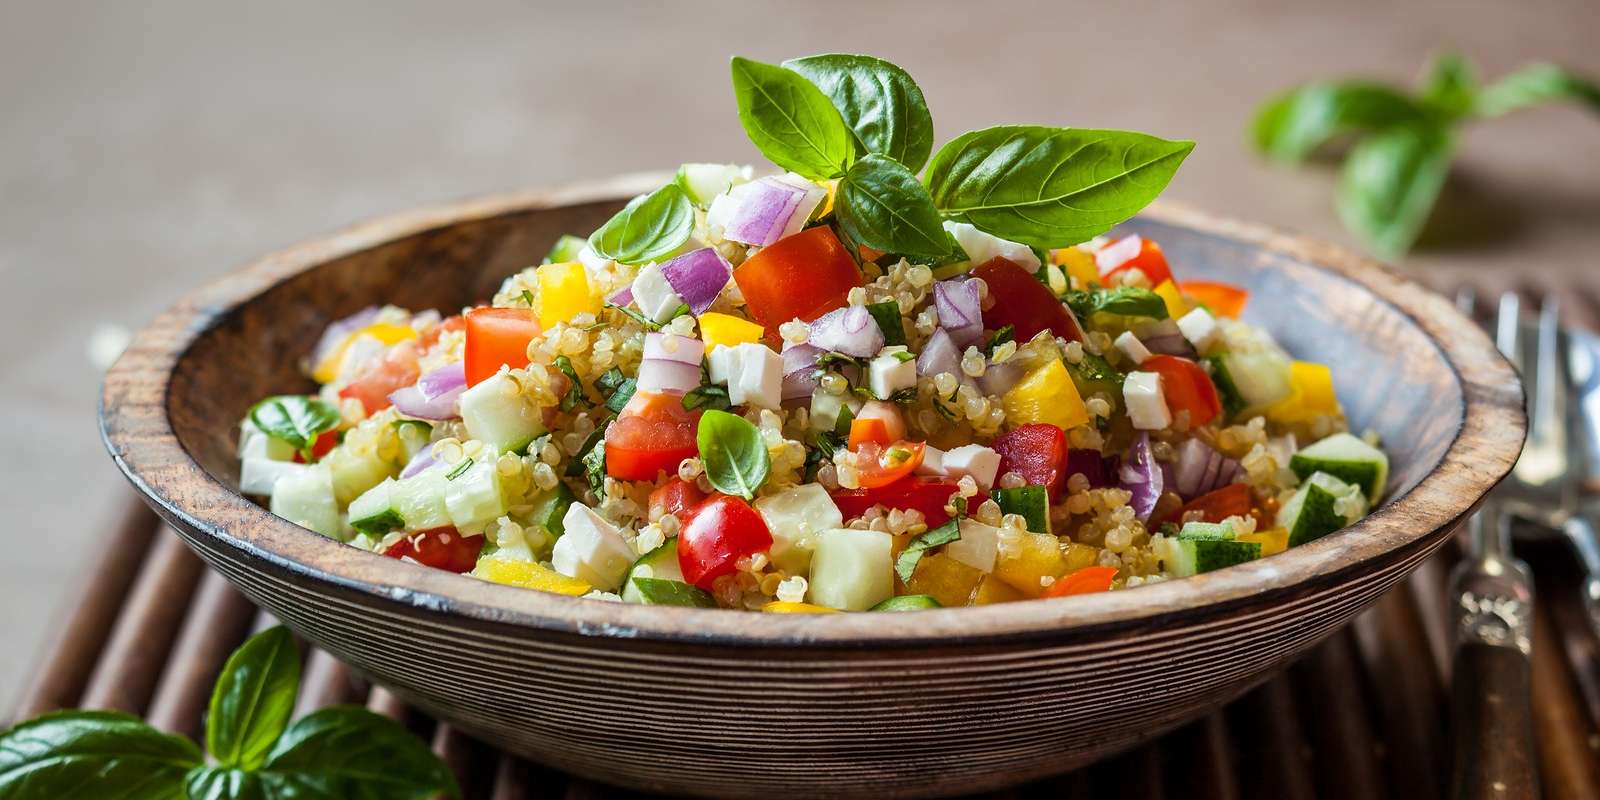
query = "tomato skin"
(732, 226, 863, 336)
(830, 477, 986, 528)
(992, 423, 1070, 501)
(1099, 237, 1173, 286)
(847, 418, 891, 452)
(1157, 482, 1254, 528)
(650, 478, 708, 521)
(1044, 566, 1119, 597)
(1142, 354, 1222, 427)
(464, 307, 541, 387)
(383, 527, 482, 573)
(291, 430, 340, 463)
(677, 494, 774, 589)
(853, 441, 926, 489)
(971, 257, 1084, 343)
(338, 340, 420, 415)
(419, 314, 466, 352)
(605, 391, 702, 482)
(1178, 280, 1248, 318)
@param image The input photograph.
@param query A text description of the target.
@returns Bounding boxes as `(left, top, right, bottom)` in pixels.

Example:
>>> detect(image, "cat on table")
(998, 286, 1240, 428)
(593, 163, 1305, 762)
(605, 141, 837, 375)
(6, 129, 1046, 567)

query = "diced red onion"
(916, 328, 961, 379)
(1095, 235, 1143, 277)
(1171, 438, 1243, 500)
(977, 362, 1024, 396)
(311, 305, 381, 366)
(809, 306, 883, 358)
(388, 362, 467, 420)
(660, 248, 732, 315)
(1066, 449, 1118, 489)
(416, 361, 466, 402)
(1118, 433, 1163, 522)
(643, 333, 706, 365)
(400, 448, 439, 479)
(608, 285, 633, 307)
(721, 176, 826, 246)
(1141, 319, 1195, 357)
(638, 360, 701, 394)
(934, 279, 983, 347)
(782, 342, 822, 400)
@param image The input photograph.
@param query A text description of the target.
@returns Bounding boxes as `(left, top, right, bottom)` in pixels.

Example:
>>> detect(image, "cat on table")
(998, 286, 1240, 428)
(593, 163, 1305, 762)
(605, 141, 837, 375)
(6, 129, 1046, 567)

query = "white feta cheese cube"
(941, 444, 1001, 490)
(754, 483, 843, 573)
(915, 445, 946, 476)
(868, 353, 917, 400)
(726, 343, 782, 409)
(1114, 330, 1152, 366)
(552, 504, 635, 592)
(576, 244, 612, 273)
(943, 221, 1040, 271)
(335, 334, 386, 383)
(1124, 371, 1172, 430)
(707, 346, 734, 385)
(630, 262, 686, 323)
(945, 519, 1000, 573)
(1176, 307, 1221, 351)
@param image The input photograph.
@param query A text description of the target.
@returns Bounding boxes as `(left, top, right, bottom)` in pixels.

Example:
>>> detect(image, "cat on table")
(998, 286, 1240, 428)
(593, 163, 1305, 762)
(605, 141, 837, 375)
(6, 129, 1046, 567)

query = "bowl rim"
(100, 171, 1525, 648)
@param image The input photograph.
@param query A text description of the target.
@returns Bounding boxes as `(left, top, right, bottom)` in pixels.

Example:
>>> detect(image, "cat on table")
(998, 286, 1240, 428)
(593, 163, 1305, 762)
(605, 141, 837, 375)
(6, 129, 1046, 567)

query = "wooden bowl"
(102, 173, 1524, 798)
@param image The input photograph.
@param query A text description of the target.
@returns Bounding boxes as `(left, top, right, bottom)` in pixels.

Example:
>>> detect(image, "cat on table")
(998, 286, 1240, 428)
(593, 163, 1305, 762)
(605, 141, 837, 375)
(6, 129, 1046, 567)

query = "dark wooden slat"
(1023, 769, 1094, 799)
(1160, 714, 1238, 800)
(1530, 599, 1600, 800)
(78, 530, 205, 714)
(1224, 676, 1315, 800)
(1090, 742, 1164, 800)
(1405, 551, 1454, 683)
(7, 499, 160, 722)
(145, 571, 258, 739)
(1289, 632, 1387, 800)
(1351, 586, 1446, 800)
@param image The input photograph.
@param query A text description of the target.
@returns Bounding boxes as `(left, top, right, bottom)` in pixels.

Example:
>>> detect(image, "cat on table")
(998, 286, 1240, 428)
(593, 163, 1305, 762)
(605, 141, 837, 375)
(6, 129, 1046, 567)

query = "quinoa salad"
(237, 54, 1389, 612)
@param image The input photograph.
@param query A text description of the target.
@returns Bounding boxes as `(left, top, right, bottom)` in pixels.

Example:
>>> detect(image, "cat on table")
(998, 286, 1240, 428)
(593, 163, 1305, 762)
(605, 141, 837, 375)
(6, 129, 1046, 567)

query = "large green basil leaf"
(249, 396, 340, 460)
(254, 707, 460, 800)
(1252, 81, 1431, 162)
(835, 155, 951, 258)
(784, 54, 934, 172)
(925, 125, 1193, 249)
(696, 409, 770, 500)
(730, 57, 854, 180)
(206, 626, 301, 771)
(587, 183, 694, 266)
(183, 767, 265, 800)
(0, 710, 200, 799)
(1337, 124, 1454, 258)
(1474, 62, 1600, 118)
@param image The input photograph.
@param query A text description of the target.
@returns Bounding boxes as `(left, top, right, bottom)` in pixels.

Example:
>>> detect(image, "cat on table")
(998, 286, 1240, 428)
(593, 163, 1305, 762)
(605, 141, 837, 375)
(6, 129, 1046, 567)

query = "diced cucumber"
(269, 463, 341, 539)
(628, 577, 717, 607)
(807, 529, 894, 611)
(527, 481, 577, 540)
(459, 372, 546, 455)
(239, 457, 309, 497)
(443, 456, 506, 530)
(1177, 521, 1236, 541)
(1218, 348, 1292, 410)
(944, 519, 999, 574)
(872, 594, 942, 611)
(621, 539, 685, 603)
(543, 234, 589, 264)
(391, 470, 451, 530)
(754, 483, 843, 573)
(1159, 534, 1261, 578)
(348, 478, 405, 536)
(1279, 471, 1367, 546)
(992, 486, 1050, 534)
(675, 163, 751, 208)
(1067, 352, 1123, 408)
(324, 443, 396, 505)
(1289, 432, 1389, 501)
(238, 419, 295, 461)
(392, 420, 434, 462)
(808, 390, 863, 434)
(1204, 355, 1247, 419)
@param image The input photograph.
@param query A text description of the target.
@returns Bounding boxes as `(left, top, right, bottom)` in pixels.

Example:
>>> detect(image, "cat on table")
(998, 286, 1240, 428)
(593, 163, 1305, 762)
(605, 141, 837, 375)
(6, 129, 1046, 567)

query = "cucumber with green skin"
(270, 463, 341, 540)
(1279, 471, 1367, 547)
(1067, 352, 1123, 409)
(628, 577, 716, 607)
(1176, 521, 1236, 541)
(992, 486, 1050, 534)
(872, 595, 942, 611)
(527, 481, 577, 540)
(544, 234, 589, 264)
(1203, 354, 1247, 420)
(1218, 348, 1293, 411)
(1289, 432, 1389, 501)
(1186, 539, 1261, 572)
(391, 469, 451, 530)
(459, 372, 547, 455)
(620, 539, 685, 604)
(348, 478, 405, 536)
(675, 163, 749, 208)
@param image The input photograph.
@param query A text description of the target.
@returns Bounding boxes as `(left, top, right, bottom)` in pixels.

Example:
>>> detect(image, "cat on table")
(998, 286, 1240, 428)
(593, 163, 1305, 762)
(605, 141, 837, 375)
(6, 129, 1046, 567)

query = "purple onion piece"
(1118, 433, 1163, 522)
(781, 342, 823, 400)
(310, 305, 381, 366)
(637, 359, 702, 395)
(416, 362, 466, 403)
(977, 362, 1024, 396)
(400, 447, 439, 479)
(916, 328, 961, 378)
(809, 305, 883, 358)
(722, 177, 811, 246)
(660, 248, 733, 315)
(608, 285, 634, 307)
(389, 384, 462, 421)
(934, 279, 983, 347)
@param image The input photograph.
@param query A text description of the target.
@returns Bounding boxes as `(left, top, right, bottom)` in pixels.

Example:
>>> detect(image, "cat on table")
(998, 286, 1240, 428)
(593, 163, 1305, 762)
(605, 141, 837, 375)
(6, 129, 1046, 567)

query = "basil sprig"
(1253, 53, 1599, 257)
(0, 627, 457, 800)
(731, 57, 855, 180)
(834, 155, 951, 258)
(696, 409, 770, 500)
(588, 183, 694, 265)
(783, 54, 934, 172)
(249, 395, 340, 461)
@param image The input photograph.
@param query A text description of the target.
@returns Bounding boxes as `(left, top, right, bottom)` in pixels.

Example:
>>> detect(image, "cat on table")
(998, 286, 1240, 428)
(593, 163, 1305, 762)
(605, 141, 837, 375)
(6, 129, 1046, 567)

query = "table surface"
(2, 0, 1597, 693)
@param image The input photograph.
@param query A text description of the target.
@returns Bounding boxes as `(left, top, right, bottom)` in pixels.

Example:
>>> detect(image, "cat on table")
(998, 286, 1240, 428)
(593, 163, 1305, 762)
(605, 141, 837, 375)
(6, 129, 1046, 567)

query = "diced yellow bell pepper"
(1237, 527, 1289, 557)
(1062, 542, 1100, 573)
(472, 556, 592, 596)
(818, 179, 839, 219)
(763, 601, 841, 614)
(993, 531, 1068, 598)
(1265, 361, 1341, 423)
(973, 574, 1029, 605)
(1153, 280, 1189, 319)
(535, 261, 599, 328)
(1052, 247, 1100, 288)
(1003, 360, 1089, 431)
(698, 312, 765, 351)
(311, 323, 418, 383)
(906, 553, 985, 608)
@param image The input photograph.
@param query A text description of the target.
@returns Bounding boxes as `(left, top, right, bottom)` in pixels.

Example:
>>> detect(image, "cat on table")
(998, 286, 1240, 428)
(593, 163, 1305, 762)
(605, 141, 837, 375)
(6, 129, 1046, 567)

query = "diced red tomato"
(291, 430, 340, 463)
(1160, 482, 1255, 528)
(464, 307, 541, 387)
(732, 226, 863, 337)
(1097, 236, 1173, 286)
(830, 477, 987, 528)
(337, 340, 420, 415)
(1044, 566, 1119, 597)
(1178, 281, 1248, 318)
(677, 494, 773, 589)
(972, 257, 1084, 343)
(418, 314, 466, 352)
(382, 527, 482, 573)
(991, 423, 1070, 501)
(853, 441, 925, 489)
(1142, 354, 1222, 427)
(649, 478, 707, 521)
(605, 391, 702, 482)
(848, 418, 891, 452)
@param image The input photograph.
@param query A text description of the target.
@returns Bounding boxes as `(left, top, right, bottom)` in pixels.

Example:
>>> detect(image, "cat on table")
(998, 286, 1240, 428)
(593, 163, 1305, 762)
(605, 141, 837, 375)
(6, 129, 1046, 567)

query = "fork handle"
(1450, 643, 1539, 800)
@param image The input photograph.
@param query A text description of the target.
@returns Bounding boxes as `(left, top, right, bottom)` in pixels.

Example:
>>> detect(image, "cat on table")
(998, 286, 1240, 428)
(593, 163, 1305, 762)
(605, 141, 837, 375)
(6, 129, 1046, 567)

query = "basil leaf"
(1421, 52, 1478, 120)
(836, 155, 951, 258)
(183, 766, 263, 800)
(254, 706, 460, 800)
(1474, 62, 1600, 118)
(581, 432, 608, 498)
(1064, 287, 1169, 320)
(865, 301, 907, 346)
(894, 519, 962, 583)
(1336, 124, 1455, 258)
(249, 395, 340, 460)
(543, 234, 589, 265)
(696, 409, 770, 500)
(629, 577, 718, 607)
(605, 378, 638, 414)
(206, 626, 301, 770)
(682, 384, 731, 412)
(587, 183, 694, 266)
(783, 54, 935, 172)
(1251, 82, 1431, 163)
(925, 125, 1194, 249)
(553, 356, 585, 412)
(0, 710, 200, 799)
(730, 56, 855, 180)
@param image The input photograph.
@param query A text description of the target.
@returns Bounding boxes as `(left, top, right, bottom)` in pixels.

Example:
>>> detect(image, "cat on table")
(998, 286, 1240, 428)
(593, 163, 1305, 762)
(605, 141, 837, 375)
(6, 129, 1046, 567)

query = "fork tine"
(1534, 295, 1564, 445)
(1456, 286, 1478, 318)
(1496, 292, 1522, 369)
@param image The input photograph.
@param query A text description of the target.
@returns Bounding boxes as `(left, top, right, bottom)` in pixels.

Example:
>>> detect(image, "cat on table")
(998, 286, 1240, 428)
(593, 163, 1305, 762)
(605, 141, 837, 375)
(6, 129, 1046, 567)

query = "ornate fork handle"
(1562, 513, 1600, 638)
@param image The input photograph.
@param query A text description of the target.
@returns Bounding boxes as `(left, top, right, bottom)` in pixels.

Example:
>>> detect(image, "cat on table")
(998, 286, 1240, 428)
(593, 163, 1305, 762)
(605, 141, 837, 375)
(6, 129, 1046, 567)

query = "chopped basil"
(581, 434, 607, 498)
(887, 387, 918, 404)
(816, 351, 863, 369)
(552, 356, 586, 412)
(606, 378, 638, 413)
(866, 301, 907, 346)
(445, 457, 473, 481)
(566, 424, 608, 478)
(1064, 287, 1170, 320)
(696, 410, 770, 500)
(519, 289, 536, 308)
(894, 519, 963, 583)
(682, 384, 731, 412)
(985, 325, 1015, 355)
(249, 395, 341, 461)
(605, 301, 664, 331)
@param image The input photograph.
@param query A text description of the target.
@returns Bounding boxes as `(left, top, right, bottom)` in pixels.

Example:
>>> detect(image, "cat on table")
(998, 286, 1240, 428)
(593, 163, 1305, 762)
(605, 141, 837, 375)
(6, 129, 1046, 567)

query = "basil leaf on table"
(784, 53, 934, 172)
(1336, 124, 1455, 259)
(1251, 81, 1432, 163)
(0, 710, 201, 799)
(249, 395, 340, 461)
(1420, 52, 1479, 120)
(587, 183, 694, 265)
(696, 409, 770, 499)
(924, 125, 1194, 249)
(835, 155, 951, 258)
(206, 626, 301, 771)
(1473, 62, 1600, 118)
(1065, 287, 1169, 320)
(894, 519, 963, 583)
(730, 56, 855, 180)
(244, 707, 460, 800)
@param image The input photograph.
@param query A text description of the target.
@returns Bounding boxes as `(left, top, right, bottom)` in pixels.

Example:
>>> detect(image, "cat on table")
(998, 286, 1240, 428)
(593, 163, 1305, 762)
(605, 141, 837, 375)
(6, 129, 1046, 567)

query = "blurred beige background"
(3, 0, 1597, 696)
